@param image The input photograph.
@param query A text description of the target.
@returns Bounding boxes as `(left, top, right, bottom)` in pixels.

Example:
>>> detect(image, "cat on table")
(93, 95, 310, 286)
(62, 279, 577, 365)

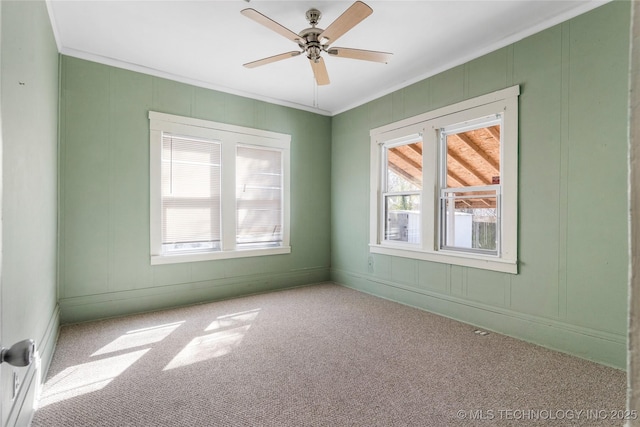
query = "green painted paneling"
(430, 65, 465, 109)
(62, 59, 111, 298)
(449, 266, 465, 297)
(465, 269, 508, 307)
(402, 79, 430, 120)
(565, 1, 630, 334)
(368, 93, 394, 129)
(417, 261, 448, 293)
(330, 110, 370, 273)
(466, 47, 510, 98)
(509, 24, 563, 319)
(391, 91, 406, 123)
(109, 67, 153, 292)
(193, 89, 226, 122)
(190, 261, 226, 283)
(1, 0, 59, 424)
(151, 263, 191, 288)
(59, 56, 332, 322)
(330, 1, 631, 368)
(391, 257, 417, 286)
(223, 93, 257, 127)
(152, 77, 193, 117)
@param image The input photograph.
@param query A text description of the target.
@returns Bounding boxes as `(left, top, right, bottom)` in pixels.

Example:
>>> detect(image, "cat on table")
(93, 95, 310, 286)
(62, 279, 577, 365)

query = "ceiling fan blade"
(310, 58, 330, 85)
(327, 47, 392, 63)
(241, 8, 301, 43)
(244, 51, 302, 68)
(319, 1, 373, 45)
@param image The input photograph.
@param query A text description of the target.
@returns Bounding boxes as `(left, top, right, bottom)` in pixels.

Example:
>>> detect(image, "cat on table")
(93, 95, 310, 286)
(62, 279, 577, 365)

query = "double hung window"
(150, 112, 291, 265)
(370, 86, 519, 273)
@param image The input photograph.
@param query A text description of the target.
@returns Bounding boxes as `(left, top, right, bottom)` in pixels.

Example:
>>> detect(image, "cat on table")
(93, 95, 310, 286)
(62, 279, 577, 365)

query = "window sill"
(369, 244, 517, 274)
(151, 246, 291, 265)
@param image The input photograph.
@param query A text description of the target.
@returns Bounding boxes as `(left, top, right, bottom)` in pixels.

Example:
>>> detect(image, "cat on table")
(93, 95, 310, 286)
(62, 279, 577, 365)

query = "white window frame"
(369, 86, 519, 274)
(150, 111, 291, 265)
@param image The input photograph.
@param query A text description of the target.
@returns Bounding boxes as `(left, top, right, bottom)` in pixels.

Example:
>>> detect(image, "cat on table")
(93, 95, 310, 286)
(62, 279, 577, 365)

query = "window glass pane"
(445, 124, 500, 189)
(441, 189, 497, 252)
(386, 141, 422, 192)
(161, 134, 221, 253)
(384, 195, 420, 243)
(236, 146, 283, 248)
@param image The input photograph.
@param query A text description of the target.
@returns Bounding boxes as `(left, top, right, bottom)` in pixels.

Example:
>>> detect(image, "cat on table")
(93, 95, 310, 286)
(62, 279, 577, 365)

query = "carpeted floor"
(32, 283, 627, 426)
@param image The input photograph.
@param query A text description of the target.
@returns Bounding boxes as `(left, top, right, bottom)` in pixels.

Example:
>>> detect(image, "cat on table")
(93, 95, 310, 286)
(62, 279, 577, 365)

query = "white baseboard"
(6, 304, 60, 427)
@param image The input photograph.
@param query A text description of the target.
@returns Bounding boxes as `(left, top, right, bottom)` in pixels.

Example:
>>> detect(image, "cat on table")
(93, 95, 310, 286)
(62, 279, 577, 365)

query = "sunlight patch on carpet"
(38, 349, 149, 408)
(92, 321, 185, 356)
(164, 325, 251, 370)
(205, 309, 261, 331)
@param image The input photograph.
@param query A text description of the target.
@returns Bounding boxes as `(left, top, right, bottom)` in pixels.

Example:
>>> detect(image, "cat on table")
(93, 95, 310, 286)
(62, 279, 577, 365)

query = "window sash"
(161, 133, 221, 254)
(439, 186, 500, 256)
(383, 193, 421, 244)
(236, 145, 284, 248)
(437, 114, 503, 257)
(381, 136, 424, 246)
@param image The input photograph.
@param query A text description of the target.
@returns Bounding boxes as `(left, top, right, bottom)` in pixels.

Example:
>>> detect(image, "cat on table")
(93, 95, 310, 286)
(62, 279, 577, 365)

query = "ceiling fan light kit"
(241, 1, 392, 86)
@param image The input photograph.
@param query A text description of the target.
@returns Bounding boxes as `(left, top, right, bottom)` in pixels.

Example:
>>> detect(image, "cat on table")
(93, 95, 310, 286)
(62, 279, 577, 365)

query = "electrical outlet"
(12, 372, 19, 400)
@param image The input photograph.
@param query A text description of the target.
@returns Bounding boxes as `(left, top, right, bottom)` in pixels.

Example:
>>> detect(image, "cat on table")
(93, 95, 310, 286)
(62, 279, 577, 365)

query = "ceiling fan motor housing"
(298, 27, 323, 62)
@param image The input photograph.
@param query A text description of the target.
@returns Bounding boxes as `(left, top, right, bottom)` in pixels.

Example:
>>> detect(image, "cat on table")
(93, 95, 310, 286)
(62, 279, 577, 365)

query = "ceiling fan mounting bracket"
(305, 8, 322, 27)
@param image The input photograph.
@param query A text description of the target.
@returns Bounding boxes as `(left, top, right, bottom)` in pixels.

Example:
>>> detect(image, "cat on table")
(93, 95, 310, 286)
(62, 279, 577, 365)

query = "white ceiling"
(46, 0, 609, 116)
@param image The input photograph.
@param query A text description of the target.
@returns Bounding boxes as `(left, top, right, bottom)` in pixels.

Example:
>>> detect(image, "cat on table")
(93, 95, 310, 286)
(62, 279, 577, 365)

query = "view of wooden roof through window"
(387, 125, 501, 209)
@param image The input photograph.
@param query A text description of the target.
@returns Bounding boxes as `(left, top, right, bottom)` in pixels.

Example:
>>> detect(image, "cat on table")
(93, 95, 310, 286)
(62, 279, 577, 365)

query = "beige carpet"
(32, 283, 626, 426)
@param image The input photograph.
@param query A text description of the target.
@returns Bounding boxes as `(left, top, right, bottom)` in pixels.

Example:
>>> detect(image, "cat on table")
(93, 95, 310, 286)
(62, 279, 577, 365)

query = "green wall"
(331, 0, 630, 369)
(57, 57, 332, 323)
(1, 1, 59, 425)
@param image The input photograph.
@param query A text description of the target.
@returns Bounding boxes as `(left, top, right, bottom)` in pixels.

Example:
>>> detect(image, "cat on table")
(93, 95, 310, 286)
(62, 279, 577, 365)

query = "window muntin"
(150, 112, 291, 265)
(369, 86, 519, 274)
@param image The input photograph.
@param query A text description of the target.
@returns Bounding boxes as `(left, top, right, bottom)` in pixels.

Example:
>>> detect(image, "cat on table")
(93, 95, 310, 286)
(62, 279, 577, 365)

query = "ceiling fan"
(241, 1, 392, 85)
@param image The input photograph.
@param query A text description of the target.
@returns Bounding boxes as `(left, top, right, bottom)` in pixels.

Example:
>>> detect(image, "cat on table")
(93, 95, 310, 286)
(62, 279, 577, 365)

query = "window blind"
(161, 134, 221, 253)
(236, 146, 283, 247)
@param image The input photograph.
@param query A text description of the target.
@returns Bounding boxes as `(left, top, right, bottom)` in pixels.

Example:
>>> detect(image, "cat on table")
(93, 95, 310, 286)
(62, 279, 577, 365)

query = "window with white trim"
(370, 86, 519, 274)
(150, 112, 291, 265)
